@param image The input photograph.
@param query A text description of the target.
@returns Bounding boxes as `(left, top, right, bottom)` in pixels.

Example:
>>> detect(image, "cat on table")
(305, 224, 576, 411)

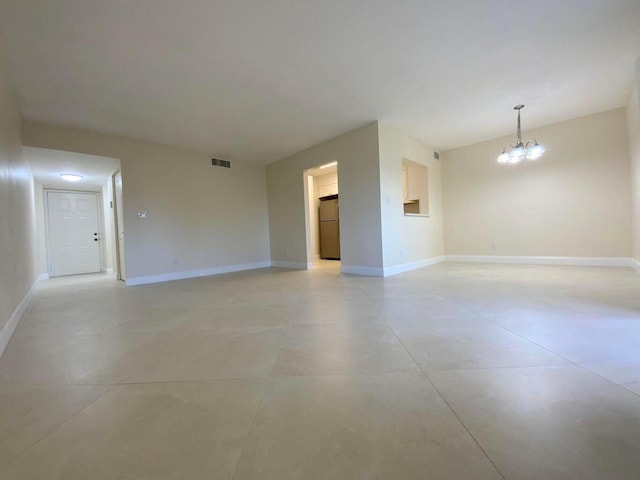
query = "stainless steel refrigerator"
(319, 194, 340, 259)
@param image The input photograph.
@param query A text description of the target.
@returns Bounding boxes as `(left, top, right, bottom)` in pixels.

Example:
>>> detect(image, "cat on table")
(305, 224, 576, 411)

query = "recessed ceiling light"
(320, 161, 338, 169)
(60, 174, 83, 182)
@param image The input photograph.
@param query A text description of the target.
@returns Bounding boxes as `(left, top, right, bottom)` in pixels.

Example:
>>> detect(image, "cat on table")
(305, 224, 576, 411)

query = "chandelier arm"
(498, 105, 544, 164)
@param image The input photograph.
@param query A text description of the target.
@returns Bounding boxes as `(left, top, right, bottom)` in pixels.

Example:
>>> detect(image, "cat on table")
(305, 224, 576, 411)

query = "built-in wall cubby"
(402, 158, 429, 216)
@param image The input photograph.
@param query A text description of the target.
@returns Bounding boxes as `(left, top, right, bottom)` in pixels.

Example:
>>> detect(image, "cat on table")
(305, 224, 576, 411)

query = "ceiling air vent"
(212, 158, 231, 168)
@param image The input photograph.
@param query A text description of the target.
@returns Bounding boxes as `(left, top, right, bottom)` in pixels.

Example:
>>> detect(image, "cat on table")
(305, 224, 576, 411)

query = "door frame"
(303, 164, 341, 269)
(303, 172, 315, 268)
(44, 189, 104, 277)
(112, 170, 126, 281)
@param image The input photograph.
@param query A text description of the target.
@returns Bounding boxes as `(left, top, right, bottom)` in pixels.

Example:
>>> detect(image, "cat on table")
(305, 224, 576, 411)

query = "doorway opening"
(25, 147, 123, 282)
(304, 161, 340, 271)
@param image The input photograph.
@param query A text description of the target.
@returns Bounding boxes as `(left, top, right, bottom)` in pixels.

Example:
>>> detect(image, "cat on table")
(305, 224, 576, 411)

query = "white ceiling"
(25, 147, 120, 190)
(1, 1, 639, 164)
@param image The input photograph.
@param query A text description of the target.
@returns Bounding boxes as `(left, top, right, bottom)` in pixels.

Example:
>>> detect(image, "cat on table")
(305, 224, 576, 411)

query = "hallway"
(1, 264, 640, 479)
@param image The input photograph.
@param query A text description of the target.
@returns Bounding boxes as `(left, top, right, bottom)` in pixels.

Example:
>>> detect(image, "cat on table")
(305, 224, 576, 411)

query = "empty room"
(1, 1, 640, 479)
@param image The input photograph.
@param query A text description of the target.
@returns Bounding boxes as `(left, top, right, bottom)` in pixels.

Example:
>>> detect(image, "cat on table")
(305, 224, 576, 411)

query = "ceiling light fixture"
(320, 161, 338, 169)
(60, 174, 83, 182)
(497, 105, 545, 164)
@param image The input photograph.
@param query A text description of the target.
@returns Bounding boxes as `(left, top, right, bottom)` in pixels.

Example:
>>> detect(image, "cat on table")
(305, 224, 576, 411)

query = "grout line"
(420, 373, 508, 480)
(382, 316, 508, 480)
(3, 383, 116, 467)
(477, 313, 640, 400)
(229, 334, 286, 480)
(438, 286, 640, 402)
(229, 374, 272, 480)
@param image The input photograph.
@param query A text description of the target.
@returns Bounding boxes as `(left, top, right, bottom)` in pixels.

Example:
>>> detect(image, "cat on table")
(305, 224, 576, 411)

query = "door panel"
(320, 220, 340, 259)
(47, 191, 102, 277)
(319, 198, 338, 221)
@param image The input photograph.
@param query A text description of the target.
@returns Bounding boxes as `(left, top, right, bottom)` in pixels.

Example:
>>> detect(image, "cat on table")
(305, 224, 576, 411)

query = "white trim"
(383, 255, 445, 276)
(271, 261, 310, 270)
(444, 255, 633, 267)
(0, 275, 46, 357)
(340, 264, 384, 276)
(125, 261, 271, 286)
(632, 258, 640, 274)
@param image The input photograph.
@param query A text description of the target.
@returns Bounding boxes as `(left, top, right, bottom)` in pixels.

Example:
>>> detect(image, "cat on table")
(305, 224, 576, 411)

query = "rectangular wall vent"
(212, 158, 231, 168)
(433, 151, 440, 161)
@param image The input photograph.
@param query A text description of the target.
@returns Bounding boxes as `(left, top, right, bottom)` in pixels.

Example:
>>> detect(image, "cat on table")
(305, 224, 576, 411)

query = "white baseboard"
(444, 255, 633, 267)
(340, 264, 384, 276)
(632, 258, 640, 274)
(0, 274, 47, 357)
(383, 256, 445, 277)
(271, 261, 311, 270)
(125, 261, 271, 286)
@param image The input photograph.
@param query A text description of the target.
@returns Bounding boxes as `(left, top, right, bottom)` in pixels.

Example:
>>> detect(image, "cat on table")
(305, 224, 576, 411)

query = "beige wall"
(22, 122, 271, 283)
(378, 123, 444, 270)
(442, 108, 632, 258)
(0, 40, 36, 347)
(629, 57, 640, 264)
(267, 122, 383, 273)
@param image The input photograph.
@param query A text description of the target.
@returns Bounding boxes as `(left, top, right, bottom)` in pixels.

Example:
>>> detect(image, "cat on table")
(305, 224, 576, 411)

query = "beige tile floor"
(1, 262, 640, 479)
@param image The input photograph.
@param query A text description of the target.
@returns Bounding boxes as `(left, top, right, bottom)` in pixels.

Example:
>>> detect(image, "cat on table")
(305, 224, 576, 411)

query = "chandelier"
(497, 105, 545, 164)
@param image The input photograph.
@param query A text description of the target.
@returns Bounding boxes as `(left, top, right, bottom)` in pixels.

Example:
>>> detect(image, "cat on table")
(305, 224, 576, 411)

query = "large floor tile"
(179, 304, 292, 329)
(580, 360, 640, 386)
(232, 373, 502, 480)
(0, 331, 164, 385)
(623, 380, 640, 396)
(116, 327, 286, 382)
(430, 365, 640, 480)
(272, 322, 418, 376)
(0, 384, 110, 468)
(380, 295, 475, 327)
(393, 317, 567, 372)
(516, 327, 640, 365)
(0, 327, 285, 384)
(2, 379, 266, 480)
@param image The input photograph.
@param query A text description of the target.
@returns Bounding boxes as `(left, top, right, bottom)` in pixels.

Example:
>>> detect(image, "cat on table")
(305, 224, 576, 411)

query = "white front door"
(46, 191, 102, 277)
